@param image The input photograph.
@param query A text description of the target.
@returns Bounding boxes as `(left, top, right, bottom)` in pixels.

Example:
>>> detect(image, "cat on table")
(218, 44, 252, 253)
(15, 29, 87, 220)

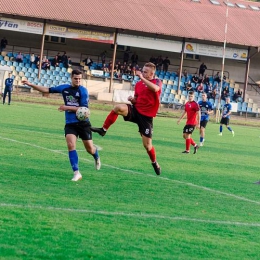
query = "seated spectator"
(205, 83, 213, 99)
(184, 80, 193, 91)
(214, 72, 221, 83)
(51, 55, 59, 67)
(203, 74, 210, 86)
(233, 89, 242, 102)
(34, 55, 40, 65)
(16, 52, 23, 63)
(102, 64, 109, 73)
(221, 90, 229, 100)
(196, 83, 204, 93)
(30, 53, 35, 65)
(223, 85, 229, 95)
(42, 59, 50, 70)
(191, 73, 199, 85)
(183, 69, 188, 82)
(64, 56, 72, 69)
(42, 55, 47, 63)
(212, 88, 217, 99)
(84, 57, 93, 67)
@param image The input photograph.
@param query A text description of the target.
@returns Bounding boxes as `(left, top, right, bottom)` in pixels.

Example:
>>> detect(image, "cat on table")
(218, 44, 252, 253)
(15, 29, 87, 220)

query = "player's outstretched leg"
(92, 148, 101, 170)
(218, 125, 223, 136)
(90, 110, 119, 136)
(190, 138, 199, 154)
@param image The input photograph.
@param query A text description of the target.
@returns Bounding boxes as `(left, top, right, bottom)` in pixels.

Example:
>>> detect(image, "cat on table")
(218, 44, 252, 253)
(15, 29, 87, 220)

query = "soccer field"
(0, 102, 259, 259)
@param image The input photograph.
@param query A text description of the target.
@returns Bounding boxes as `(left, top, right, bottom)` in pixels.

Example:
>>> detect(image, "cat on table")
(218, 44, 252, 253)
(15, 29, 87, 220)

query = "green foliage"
(0, 102, 259, 259)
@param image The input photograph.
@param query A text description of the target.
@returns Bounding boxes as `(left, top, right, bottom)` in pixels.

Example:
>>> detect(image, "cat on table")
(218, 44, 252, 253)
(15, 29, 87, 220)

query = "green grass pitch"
(0, 102, 259, 259)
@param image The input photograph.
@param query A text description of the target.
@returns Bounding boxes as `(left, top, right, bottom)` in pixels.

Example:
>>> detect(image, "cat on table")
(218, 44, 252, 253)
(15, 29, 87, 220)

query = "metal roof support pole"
(177, 38, 185, 93)
(243, 46, 251, 101)
(109, 29, 118, 93)
(38, 20, 46, 79)
(216, 1, 229, 123)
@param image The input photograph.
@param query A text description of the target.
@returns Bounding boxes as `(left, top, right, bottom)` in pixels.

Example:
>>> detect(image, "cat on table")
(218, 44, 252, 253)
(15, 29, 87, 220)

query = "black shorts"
(220, 117, 229, 125)
(200, 120, 208, 128)
(64, 121, 92, 140)
(123, 104, 153, 138)
(183, 125, 195, 134)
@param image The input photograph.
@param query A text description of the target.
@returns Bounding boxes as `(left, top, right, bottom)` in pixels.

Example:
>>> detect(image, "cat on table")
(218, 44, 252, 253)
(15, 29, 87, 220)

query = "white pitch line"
(0, 135, 259, 206)
(0, 202, 259, 227)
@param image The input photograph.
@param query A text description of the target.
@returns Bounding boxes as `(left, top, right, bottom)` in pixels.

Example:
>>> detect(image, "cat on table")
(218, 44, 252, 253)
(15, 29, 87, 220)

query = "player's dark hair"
(71, 69, 82, 76)
(188, 91, 194, 95)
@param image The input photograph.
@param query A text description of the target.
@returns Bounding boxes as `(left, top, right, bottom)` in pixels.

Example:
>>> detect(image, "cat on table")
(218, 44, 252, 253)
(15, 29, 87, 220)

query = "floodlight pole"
(109, 29, 118, 93)
(216, 2, 229, 123)
(38, 20, 46, 79)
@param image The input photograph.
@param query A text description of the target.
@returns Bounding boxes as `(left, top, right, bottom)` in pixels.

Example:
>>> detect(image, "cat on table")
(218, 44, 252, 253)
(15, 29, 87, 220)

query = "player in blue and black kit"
(22, 69, 101, 181)
(218, 97, 234, 137)
(198, 92, 213, 146)
(3, 72, 14, 105)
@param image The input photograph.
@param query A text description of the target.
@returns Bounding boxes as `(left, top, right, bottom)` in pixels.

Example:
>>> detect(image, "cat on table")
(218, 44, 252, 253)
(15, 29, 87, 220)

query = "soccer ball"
(76, 107, 90, 121)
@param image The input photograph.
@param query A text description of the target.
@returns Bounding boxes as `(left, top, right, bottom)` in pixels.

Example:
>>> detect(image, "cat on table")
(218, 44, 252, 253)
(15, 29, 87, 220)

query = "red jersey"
(185, 101, 200, 125)
(134, 78, 162, 117)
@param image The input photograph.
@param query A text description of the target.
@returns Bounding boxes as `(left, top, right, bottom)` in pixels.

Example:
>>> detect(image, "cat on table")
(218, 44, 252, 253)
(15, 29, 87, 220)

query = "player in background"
(90, 62, 162, 175)
(177, 91, 201, 154)
(198, 92, 213, 146)
(22, 69, 101, 182)
(218, 97, 234, 136)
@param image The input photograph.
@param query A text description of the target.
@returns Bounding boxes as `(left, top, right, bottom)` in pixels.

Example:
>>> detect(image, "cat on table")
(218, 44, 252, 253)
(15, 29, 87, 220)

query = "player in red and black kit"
(177, 91, 201, 154)
(90, 62, 162, 175)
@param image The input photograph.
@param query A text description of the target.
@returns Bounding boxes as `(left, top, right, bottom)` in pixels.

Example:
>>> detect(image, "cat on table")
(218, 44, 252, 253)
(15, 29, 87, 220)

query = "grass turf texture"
(0, 102, 260, 259)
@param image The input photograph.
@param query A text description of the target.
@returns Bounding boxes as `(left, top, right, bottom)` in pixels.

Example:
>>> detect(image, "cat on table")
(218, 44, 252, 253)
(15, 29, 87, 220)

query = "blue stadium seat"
(1, 60, 6, 65)
(61, 67, 67, 72)
(0, 55, 3, 61)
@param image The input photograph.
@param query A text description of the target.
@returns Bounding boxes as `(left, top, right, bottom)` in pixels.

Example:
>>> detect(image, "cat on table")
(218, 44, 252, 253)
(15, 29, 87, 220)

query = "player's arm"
(128, 95, 137, 104)
(22, 80, 49, 93)
(136, 71, 160, 92)
(196, 110, 201, 128)
(58, 105, 78, 112)
(177, 110, 186, 125)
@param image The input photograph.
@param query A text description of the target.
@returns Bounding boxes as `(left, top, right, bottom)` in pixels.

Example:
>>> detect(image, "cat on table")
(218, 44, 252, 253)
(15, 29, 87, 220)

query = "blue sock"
(69, 150, 79, 172)
(220, 125, 223, 133)
(92, 148, 99, 160)
(227, 126, 232, 132)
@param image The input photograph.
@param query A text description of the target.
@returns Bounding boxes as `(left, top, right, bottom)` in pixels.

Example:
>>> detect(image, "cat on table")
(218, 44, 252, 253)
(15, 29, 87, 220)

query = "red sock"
(186, 139, 191, 151)
(103, 110, 118, 130)
(190, 138, 196, 147)
(147, 146, 156, 162)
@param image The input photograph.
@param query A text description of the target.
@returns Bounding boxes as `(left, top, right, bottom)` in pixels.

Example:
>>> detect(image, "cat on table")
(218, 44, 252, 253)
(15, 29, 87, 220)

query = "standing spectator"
(61, 52, 68, 67)
(199, 62, 207, 77)
(218, 97, 234, 137)
(156, 55, 163, 71)
(84, 57, 93, 67)
(16, 52, 23, 63)
(34, 55, 40, 66)
(30, 53, 35, 66)
(149, 56, 156, 64)
(100, 51, 107, 65)
(22, 70, 101, 181)
(131, 52, 138, 66)
(198, 93, 213, 146)
(123, 51, 129, 63)
(57, 52, 62, 63)
(0, 37, 8, 52)
(64, 56, 72, 69)
(177, 91, 201, 154)
(90, 62, 162, 175)
(162, 57, 171, 72)
(3, 72, 14, 105)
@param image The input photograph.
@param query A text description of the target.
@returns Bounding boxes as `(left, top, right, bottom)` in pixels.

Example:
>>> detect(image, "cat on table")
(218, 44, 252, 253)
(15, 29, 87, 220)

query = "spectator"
(162, 57, 171, 72)
(205, 83, 213, 99)
(42, 55, 47, 63)
(183, 69, 188, 82)
(191, 73, 199, 85)
(199, 62, 207, 77)
(61, 52, 68, 67)
(57, 52, 62, 63)
(42, 59, 50, 70)
(84, 57, 93, 67)
(221, 90, 229, 100)
(123, 51, 129, 63)
(203, 74, 210, 86)
(100, 50, 107, 65)
(64, 56, 72, 69)
(149, 56, 156, 64)
(51, 55, 59, 67)
(131, 52, 138, 65)
(233, 89, 242, 102)
(16, 52, 23, 63)
(30, 53, 35, 65)
(0, 37, 8, 52)
(214, 72, 221, 83)
(34, 55, 40, 66)
(196, 83, 204, 93)
(156, 55, 163, 71)
(184, 80, 193, 91)
(223, 85, 229, 95)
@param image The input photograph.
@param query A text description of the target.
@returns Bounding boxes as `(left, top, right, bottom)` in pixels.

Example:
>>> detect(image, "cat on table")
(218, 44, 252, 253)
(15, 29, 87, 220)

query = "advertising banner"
(0, 17, 43, 34)
(45, 24, 114, 44)
(184, 42, 248, 60)
(117, 34, 182, 53)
